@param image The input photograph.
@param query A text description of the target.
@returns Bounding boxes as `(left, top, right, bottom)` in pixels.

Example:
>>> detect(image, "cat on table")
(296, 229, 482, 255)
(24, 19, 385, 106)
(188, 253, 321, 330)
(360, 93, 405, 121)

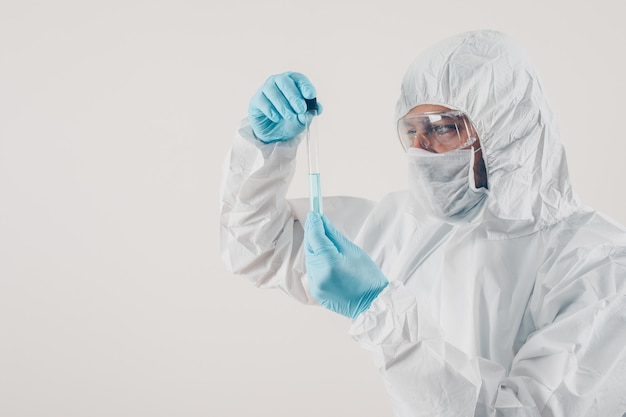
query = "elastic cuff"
(349, 281, 420, 345)
(237, 118, 303, 160)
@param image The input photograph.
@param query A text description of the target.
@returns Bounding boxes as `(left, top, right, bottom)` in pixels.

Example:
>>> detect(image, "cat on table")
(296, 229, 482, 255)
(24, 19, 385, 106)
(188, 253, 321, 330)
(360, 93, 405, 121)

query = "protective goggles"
(397, 110, 477, 153)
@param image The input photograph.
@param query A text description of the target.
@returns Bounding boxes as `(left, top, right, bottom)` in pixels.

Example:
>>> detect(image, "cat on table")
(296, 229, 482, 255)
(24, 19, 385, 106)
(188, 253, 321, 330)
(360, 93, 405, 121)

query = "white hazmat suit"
(220, 30, 626, 416)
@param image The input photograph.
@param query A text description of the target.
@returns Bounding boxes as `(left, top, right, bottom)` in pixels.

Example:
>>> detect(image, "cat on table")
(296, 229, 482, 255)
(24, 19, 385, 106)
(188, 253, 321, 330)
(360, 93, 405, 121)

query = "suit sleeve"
(220, 118, 375, 303)
(350, 250, 626, 417)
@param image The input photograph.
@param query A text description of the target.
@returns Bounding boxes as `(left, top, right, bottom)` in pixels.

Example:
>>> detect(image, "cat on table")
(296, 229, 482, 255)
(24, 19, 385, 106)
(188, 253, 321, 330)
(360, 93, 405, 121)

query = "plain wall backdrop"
(1, 0, 625, 416)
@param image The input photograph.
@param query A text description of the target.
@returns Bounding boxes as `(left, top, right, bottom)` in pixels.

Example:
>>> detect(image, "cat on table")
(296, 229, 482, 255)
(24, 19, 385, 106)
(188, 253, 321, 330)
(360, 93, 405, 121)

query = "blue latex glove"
(305, 212, 389, 320)
(248, 72, 322, 143)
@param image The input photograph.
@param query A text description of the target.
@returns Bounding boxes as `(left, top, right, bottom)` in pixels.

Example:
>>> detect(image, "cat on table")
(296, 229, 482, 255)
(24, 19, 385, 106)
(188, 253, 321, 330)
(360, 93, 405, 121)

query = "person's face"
(405, 104, 488, 189)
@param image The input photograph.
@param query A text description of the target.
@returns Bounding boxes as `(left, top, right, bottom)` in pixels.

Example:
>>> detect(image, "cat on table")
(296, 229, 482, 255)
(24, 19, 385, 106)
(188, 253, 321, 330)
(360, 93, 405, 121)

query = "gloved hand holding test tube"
(305, 98, 322, 214)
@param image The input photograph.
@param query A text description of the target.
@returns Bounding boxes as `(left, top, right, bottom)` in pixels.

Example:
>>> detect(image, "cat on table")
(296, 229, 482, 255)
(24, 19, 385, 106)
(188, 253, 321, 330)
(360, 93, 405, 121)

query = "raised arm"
(220, 72, 374, 303)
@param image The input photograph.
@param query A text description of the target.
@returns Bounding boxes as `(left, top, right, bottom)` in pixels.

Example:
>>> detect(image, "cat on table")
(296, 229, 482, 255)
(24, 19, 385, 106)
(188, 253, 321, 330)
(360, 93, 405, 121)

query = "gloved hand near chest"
(305, 212, 389, 320)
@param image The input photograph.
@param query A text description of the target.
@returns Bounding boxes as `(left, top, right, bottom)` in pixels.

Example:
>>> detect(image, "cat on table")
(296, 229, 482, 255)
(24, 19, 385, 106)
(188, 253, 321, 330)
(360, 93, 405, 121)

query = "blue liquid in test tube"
(309, 172, 322, 214)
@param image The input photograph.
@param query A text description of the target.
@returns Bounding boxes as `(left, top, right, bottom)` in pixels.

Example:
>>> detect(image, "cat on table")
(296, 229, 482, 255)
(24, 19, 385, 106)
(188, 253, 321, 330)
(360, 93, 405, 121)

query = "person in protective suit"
(220, 30, 626, 416)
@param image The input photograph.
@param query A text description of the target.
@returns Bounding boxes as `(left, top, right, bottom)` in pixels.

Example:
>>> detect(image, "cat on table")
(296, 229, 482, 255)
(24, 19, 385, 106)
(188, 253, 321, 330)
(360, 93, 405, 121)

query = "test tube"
(305, 98, 323, 214)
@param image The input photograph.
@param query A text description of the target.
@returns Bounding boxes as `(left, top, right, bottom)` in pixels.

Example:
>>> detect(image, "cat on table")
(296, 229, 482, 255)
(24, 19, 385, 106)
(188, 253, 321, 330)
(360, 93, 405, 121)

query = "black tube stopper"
(305, 97, 317, 112)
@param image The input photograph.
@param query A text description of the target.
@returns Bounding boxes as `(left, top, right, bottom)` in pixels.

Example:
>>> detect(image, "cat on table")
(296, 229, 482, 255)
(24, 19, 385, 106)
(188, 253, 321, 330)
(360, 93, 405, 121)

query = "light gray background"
(1, 1, 624, 416)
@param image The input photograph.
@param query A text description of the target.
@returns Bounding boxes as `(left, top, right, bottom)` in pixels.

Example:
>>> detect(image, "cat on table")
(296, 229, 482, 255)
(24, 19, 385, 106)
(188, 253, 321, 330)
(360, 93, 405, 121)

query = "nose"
(411, 134, 430, 151)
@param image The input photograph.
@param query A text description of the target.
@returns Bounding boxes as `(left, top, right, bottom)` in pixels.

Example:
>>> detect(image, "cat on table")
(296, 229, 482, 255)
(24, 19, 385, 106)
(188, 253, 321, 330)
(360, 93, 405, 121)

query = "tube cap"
(305, 98, 317, 112)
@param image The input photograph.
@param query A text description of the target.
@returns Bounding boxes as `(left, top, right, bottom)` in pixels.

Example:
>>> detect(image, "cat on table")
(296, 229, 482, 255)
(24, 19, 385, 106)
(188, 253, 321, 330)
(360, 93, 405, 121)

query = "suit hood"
(397, 30, 580, 238)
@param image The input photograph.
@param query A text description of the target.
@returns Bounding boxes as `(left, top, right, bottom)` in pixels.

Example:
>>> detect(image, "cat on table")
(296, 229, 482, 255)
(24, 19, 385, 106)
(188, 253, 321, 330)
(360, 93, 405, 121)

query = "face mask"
(407, 147, 489, 224)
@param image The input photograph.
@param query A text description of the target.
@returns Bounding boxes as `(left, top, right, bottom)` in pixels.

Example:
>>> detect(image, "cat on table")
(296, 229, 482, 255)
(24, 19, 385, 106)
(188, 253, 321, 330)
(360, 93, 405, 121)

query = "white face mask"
(407, 147, 489, 224)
